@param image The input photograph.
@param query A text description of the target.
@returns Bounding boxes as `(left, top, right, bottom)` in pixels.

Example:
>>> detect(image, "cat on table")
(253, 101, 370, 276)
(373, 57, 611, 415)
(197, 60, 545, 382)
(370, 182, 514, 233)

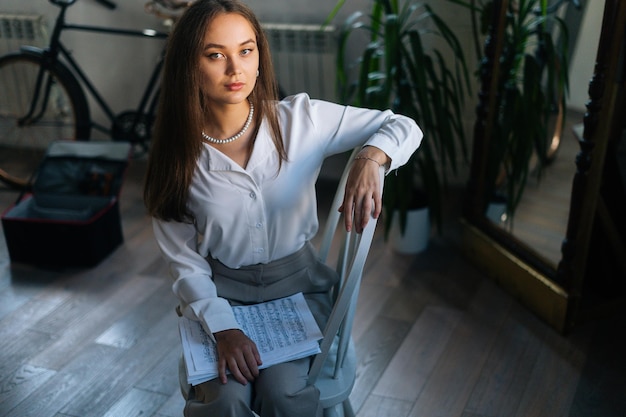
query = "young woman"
(143, 0, 422, 415)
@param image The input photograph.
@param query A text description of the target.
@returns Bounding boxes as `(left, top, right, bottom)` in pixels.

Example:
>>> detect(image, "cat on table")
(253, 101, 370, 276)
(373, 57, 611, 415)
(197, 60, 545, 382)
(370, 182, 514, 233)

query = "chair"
(178, 148, 383, 417)
(308, 147, 383, 417)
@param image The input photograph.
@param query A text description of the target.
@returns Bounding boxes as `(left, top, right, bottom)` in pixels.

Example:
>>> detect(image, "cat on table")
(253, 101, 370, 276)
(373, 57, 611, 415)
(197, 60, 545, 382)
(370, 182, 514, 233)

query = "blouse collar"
(202, 119, 276, 174)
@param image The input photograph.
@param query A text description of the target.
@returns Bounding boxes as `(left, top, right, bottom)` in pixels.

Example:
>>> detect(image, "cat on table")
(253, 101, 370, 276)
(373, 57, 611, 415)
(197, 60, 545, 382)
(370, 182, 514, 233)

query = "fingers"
(356, 188, 382, 232)
(343, 191, 379, 233)
(218, 356, 228, 385)
(224, 350, 259, 385)
(215, 329, 262, 386)
(342, 199, 353, 232)
(341, 164, 382, 233)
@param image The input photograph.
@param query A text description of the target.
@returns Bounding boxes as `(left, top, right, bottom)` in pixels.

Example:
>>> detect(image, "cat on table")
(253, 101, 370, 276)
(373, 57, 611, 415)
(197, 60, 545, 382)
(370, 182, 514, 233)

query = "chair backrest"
(308, 147, 384, 385)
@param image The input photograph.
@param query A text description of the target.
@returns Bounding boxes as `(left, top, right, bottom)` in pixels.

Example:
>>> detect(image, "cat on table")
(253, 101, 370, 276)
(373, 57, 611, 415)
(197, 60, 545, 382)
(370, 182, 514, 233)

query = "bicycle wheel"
(0, 52, 90, 189)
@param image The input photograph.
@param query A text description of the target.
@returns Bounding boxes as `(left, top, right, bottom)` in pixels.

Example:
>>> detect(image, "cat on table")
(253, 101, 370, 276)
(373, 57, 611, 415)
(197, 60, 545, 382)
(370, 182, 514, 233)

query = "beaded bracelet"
(354, 155, 383, 167)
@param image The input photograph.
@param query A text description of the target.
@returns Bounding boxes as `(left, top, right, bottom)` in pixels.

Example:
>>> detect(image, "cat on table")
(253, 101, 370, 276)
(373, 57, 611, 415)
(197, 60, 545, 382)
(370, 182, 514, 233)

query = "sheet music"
(179, 292, 323, 385)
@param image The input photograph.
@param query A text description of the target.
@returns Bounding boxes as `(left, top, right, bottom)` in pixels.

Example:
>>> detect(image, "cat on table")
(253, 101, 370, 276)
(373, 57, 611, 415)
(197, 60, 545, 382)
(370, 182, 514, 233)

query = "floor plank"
(407, 281, 512, 417)
(59, 312, 179, 417)
(101, 388, 169, 417)
(372, 306, 461, 402)
(463, 308, 546, 417)
(134, 346, 183, 396)
(357, 394, 414, 417)
(513, 326, 589, 417)
(152, 390, 187, 417)
(29, 274, 163, 371)
(0, 329, 57, 394)
(0, 363, 56, 416)
(350, 316, 412, 412)
(568, 310, 626, 417)
(3, 343, 122, 417)
(94, 281, 177, 350)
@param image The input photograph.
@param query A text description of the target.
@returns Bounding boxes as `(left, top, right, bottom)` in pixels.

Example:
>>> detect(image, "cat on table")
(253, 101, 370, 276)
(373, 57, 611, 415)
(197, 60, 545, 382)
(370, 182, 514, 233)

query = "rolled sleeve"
(362, 113, 423, 173)
(288, 94, 423, 172)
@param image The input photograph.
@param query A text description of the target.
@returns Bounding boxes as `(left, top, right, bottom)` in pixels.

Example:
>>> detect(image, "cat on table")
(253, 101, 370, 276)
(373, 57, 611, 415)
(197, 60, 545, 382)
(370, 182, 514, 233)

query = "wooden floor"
(0, 154, 624, 417)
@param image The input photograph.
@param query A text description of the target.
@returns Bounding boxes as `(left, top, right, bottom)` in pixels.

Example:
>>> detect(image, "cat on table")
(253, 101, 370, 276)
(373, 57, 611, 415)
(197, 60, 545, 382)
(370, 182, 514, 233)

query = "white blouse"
(153, 93, 423, 337)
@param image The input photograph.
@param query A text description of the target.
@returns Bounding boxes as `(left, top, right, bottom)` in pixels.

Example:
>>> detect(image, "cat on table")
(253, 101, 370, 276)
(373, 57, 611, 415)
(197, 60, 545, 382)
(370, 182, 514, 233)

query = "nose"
(226, 55, 242, 75)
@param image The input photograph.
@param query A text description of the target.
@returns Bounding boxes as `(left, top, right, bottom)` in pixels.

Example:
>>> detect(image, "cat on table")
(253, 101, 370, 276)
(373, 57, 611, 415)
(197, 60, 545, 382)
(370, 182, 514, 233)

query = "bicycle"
(0, 0, 188, 189)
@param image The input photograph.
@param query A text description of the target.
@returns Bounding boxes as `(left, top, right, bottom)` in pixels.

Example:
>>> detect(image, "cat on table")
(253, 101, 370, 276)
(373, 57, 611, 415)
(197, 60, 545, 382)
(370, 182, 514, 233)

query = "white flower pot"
(389, 207, 430, 254)
(485, 201, 507, 225)
(485, 195, 508, 226)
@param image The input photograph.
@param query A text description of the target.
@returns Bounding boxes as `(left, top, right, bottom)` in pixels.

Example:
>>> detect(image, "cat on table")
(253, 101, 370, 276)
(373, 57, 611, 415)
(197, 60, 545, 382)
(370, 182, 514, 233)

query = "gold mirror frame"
(461, 0, 626, 333)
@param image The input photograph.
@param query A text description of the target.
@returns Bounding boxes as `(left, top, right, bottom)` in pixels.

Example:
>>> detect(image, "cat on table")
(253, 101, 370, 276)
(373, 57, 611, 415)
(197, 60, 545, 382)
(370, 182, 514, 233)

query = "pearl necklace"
(201, 101, 254, 144)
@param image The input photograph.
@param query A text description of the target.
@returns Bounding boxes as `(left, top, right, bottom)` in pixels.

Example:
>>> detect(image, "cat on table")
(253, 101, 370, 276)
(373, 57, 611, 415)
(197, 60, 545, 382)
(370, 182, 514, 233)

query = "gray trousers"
(183, 242, 338, 417)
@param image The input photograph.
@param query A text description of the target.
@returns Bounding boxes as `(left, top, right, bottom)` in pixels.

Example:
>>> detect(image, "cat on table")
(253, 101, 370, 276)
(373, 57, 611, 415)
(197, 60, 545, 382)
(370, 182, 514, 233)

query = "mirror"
(485, 109, 582, 269)
(461, 0, 626, 333)
(482, 0, 586, 269)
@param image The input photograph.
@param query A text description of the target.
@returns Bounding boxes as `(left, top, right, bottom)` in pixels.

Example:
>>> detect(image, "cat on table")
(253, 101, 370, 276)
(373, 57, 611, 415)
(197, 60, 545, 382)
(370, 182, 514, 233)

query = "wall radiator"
(263, 23, 337, 102)
(0, 13, 48, 55)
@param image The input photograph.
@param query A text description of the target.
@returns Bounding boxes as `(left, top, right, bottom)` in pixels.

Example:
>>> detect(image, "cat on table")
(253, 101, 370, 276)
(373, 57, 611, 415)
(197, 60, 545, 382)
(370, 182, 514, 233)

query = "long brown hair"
(144, 0, 285, 222)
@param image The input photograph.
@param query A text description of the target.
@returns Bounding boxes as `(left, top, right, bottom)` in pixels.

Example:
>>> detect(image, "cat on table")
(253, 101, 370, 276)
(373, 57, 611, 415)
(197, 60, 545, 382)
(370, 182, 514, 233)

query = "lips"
(227, 82, 245, 91)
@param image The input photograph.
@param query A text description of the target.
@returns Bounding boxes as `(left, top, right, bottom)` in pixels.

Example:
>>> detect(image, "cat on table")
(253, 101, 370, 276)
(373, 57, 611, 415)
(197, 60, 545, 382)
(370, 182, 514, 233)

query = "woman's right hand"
(214, 329, 262, 385)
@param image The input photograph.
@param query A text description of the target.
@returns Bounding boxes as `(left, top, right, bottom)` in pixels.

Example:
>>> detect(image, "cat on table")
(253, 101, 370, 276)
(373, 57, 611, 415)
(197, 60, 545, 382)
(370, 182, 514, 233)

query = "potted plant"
(326, 0, 472, 252)
(448, 0, 575, 221)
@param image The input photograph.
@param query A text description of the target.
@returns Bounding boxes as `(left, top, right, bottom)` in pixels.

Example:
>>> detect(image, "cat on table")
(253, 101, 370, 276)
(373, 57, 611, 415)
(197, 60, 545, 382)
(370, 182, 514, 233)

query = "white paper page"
(179, 292, 323, 385)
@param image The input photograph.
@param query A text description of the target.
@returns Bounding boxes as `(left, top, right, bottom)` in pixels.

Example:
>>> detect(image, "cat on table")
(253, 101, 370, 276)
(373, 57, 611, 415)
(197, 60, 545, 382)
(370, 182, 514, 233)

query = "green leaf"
(331, 0, 471, 235)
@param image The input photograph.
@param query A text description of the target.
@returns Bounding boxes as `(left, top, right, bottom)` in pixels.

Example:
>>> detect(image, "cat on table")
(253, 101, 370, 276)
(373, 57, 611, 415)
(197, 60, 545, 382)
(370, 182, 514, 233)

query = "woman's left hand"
(339, 147, 389, 233)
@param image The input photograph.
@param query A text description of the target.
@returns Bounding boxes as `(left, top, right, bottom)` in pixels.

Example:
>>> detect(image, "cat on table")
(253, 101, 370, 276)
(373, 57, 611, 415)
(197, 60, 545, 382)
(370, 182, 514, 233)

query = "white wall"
(568, 0, 605, 112)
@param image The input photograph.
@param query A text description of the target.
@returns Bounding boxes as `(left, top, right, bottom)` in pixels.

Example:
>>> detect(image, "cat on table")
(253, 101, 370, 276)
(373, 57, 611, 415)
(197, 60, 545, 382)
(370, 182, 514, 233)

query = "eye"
(206, 52, 225, 60)
(240, 48, 253, 56)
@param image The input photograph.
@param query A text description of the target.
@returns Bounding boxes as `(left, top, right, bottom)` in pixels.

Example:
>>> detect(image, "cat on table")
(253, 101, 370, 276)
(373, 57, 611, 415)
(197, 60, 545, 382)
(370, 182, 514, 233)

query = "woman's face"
(198, 12, 259, 107)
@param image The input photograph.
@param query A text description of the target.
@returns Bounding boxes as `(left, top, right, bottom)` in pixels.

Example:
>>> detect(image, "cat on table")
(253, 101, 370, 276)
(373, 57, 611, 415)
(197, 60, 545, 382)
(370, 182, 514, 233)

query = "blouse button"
(249, 191, 256, 199)
(256, 222, 263, 229)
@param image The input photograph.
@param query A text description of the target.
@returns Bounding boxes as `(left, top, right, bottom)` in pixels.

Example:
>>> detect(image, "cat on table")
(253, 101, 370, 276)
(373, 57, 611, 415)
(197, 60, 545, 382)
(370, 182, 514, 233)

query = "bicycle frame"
(60, 26, 167, 134)
(29, 0, 169, 139)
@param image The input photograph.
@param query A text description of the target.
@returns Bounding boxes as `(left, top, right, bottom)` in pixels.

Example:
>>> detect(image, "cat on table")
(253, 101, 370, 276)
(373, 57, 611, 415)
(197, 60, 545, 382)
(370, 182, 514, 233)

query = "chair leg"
(343, 399, 355, 417)
(323, 401, 354, 417)
(323, 405, 341, 417)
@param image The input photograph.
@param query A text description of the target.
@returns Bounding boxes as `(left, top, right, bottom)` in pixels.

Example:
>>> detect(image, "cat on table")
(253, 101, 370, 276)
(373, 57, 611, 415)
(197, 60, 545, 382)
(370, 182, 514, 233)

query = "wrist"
(354, 155, 383, 167)
(355, 147, 390, 168)
(215, 328, 242, 340)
